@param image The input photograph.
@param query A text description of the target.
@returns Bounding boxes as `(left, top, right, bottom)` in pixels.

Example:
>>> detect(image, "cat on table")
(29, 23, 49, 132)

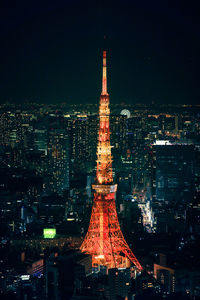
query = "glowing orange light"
(80, 51, 142, 271)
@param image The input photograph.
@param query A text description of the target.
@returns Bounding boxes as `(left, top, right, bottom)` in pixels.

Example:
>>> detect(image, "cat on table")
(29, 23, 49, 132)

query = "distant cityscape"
(0, 100, 199, 299)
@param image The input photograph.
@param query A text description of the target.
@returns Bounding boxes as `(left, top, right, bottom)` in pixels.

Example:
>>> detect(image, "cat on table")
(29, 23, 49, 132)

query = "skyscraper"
(47, 128, 69, 194)
(152, 144, 195, 204)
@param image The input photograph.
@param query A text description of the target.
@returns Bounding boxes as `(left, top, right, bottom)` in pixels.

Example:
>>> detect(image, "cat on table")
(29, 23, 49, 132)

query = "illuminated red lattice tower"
(80, 51, 142, 271)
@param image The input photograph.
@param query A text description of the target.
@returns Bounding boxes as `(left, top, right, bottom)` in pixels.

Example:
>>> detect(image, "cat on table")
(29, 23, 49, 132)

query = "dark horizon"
(0, 0, 200, 105)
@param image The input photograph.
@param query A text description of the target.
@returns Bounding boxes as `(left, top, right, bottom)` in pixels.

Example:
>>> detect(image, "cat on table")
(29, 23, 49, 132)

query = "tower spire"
(101, 50, 108, 95)
(97, 51, 112, 185)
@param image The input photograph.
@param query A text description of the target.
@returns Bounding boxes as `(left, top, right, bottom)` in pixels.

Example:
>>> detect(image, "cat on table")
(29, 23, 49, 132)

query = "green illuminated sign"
(43, 228, 56, 238)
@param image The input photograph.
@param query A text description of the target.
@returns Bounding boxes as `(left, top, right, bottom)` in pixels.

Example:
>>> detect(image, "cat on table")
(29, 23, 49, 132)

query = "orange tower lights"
(80, 51, 142, 271)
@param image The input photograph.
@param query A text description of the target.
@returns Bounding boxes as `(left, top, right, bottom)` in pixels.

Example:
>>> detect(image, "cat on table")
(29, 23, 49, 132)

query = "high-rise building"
(70, 115, 97, 165)
(152, 143, 195, 204)
(0, 113, 10, 146)
(110, 114, 128, 157)
(108, 268, 131, 299)
(34, 128, 48, 154)
(47, 129, 69, 194)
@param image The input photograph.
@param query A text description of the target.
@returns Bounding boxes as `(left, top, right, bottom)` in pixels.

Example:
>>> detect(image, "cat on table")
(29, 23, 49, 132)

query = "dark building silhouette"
(152, 144, 195, 205)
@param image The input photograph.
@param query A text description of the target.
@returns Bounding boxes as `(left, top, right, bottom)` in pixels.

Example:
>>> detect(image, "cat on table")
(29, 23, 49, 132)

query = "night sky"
(0, 0, 200, 105)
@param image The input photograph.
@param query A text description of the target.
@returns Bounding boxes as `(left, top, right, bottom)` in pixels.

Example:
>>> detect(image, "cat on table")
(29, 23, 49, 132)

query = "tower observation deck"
(80, 51, 142, 271)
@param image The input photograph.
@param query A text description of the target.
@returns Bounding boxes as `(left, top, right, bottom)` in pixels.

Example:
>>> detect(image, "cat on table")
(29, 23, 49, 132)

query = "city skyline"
(0, 0, 200, 105)
(0, 2, 200, 299)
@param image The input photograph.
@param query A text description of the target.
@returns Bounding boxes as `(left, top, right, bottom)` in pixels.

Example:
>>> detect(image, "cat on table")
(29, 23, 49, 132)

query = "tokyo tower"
(80, 51, 142, 271)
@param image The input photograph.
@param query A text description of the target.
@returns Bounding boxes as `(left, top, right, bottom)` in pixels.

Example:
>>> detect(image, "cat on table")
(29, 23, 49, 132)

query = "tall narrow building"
(47, 128, 69, 194)
(80, 51, 142, 271)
